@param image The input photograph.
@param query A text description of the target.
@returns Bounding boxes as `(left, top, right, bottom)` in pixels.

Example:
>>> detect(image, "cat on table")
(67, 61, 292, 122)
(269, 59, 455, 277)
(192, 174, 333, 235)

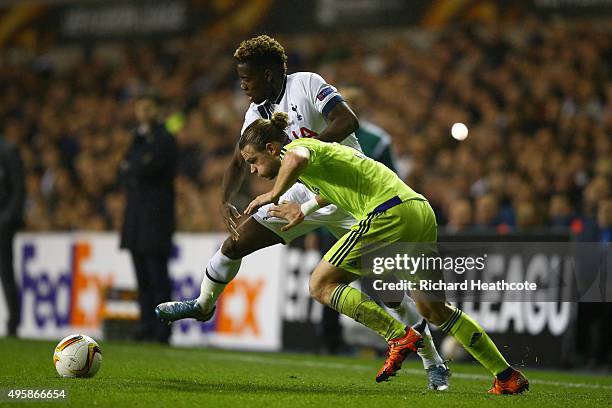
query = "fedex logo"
(19, 238, 265, 338)
(20, 242, 112, 330)
(14, 234, 279, 348)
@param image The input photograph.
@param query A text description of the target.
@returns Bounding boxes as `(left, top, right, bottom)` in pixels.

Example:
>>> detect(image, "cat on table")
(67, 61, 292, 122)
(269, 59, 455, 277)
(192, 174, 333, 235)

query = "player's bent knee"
(308, 278, 325, 304)
(415, 301, 449, 326)
(309, 275, 336, 305)
(221, 237, 246, 260)
(221, 218, 283, 259)
(415, 302, 433, 322)
(309, 261, 357, 306)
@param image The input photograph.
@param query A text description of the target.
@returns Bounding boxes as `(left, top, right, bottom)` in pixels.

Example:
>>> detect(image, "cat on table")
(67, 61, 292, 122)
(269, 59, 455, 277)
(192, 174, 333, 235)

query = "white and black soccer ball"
(53, 334, 102, 378)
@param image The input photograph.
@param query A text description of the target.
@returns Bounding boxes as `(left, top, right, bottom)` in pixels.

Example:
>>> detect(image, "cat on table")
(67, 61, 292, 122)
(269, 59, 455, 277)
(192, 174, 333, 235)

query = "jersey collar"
(274, 75, 287, 104)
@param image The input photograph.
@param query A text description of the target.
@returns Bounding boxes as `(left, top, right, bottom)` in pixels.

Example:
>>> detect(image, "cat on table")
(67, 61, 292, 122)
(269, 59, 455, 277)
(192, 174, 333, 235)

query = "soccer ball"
(53, 334, 102, 378)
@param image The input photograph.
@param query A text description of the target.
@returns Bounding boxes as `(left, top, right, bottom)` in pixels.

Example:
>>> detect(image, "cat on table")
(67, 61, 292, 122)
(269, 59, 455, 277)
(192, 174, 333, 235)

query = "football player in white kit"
(156, 35, 450, 389)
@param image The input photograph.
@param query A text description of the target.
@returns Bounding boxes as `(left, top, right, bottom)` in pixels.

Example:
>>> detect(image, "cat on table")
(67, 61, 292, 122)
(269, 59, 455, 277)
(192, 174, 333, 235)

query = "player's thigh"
(221, 217, 284, 259)
(322, 203, 435, 279)
(323, 212, 396, 277)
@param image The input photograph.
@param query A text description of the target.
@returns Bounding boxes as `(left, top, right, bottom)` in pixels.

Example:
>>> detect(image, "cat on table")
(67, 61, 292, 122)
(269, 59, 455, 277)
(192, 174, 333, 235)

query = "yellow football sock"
(330, 284, 406, 341)
(439, 307, 510, 376)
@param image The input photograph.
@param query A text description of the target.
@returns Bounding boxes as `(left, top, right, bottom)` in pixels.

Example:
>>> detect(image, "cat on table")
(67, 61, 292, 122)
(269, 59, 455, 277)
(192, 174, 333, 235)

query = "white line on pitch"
(202, 352, 612, 390)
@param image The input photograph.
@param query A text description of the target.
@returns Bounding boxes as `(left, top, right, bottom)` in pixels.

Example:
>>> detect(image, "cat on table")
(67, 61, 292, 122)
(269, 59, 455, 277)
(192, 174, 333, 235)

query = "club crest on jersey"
(317, 86, 334, 101)
(291, 104, 303, 121)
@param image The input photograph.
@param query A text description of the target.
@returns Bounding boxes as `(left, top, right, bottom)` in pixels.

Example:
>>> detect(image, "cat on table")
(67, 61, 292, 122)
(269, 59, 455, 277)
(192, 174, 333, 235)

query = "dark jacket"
(0, 137, 25, 230)
(120, 122, 177, 254)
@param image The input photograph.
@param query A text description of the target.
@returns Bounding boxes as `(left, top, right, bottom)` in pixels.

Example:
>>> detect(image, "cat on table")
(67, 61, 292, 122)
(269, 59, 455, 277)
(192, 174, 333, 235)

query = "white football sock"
(386, 294, 445, 369)
(196, 248, 242, 313)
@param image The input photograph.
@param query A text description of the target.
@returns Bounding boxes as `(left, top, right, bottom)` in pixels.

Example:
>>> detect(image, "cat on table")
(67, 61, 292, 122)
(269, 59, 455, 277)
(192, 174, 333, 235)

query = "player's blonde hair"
(239, 112, 289, 151)
(233, 35, 288, 73)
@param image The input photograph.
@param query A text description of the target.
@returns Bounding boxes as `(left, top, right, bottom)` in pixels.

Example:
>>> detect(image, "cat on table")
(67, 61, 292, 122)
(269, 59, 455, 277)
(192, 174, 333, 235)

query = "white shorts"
(252, 183, 356, 243)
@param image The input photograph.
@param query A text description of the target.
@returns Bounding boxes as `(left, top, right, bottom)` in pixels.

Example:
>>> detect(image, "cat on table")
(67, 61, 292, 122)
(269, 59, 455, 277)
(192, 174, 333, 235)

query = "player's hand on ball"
(268, 201, 305, 231)
(221, 202, 242, 240)
(245, 192, 275, 215)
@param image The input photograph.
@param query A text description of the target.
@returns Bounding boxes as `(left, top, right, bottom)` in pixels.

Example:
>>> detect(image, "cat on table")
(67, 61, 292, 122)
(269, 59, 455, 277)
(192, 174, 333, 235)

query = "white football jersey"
(241, 72, 361, 151)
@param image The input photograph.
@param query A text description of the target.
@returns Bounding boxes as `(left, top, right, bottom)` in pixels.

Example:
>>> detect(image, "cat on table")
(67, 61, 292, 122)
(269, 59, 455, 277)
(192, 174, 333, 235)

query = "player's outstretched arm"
(316, 102, 359, 143)
(221, 144, 247, 239)
(244, 150, 309, 215)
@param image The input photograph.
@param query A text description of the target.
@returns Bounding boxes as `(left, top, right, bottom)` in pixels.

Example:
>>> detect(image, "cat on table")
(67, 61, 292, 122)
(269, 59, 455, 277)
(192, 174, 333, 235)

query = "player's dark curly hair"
(233, 35, 288, 74)
(239, 112, 289, 151)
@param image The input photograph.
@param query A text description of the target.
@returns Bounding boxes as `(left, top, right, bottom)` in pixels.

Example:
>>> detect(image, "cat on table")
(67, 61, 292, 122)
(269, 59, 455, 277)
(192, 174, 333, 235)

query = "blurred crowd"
(0, 15, 611, 239)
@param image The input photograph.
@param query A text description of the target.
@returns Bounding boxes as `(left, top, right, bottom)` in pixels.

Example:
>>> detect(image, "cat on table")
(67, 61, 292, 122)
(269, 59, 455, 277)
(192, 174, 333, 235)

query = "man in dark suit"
(0, 133, 25, 337)
(120, 94, 177, 343)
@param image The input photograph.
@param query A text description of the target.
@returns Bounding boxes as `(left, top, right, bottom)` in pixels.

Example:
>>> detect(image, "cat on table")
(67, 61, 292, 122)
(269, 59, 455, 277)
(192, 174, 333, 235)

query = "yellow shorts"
(323, 198, 437, 276)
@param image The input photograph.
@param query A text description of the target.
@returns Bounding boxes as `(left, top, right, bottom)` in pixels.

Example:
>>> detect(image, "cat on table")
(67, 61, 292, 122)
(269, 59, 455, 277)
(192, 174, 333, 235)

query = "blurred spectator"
(446, 198, 473, 234)
(119, 94, 177, 343)
(579, 177, 612, 239)
(549, 194, 575, 227)
(583, 176, 612, 218)
(474, 193, 500, 230)
(0, 132, 25, 336)
(515, 201, 540, 231)
(598, 198, 612, 242)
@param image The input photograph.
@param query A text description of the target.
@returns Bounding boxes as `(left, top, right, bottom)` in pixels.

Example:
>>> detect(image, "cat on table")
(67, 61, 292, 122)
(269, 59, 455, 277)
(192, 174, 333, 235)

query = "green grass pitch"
(0, 338, 611, 407)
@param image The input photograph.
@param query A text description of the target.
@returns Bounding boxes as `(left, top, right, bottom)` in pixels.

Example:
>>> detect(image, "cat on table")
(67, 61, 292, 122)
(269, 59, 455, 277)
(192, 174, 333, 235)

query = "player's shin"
(386, 294, 445, 369)
(196, 249, 242, 313)
(329, 284, 406, 341)
(439, 306, 510, 376)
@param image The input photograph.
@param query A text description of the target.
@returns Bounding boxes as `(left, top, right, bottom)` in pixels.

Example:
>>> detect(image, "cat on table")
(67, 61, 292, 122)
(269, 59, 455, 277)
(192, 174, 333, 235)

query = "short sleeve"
(287, 145, 311, 159)
(306, 73, 344, 118)
(284, 139, 316, 164)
